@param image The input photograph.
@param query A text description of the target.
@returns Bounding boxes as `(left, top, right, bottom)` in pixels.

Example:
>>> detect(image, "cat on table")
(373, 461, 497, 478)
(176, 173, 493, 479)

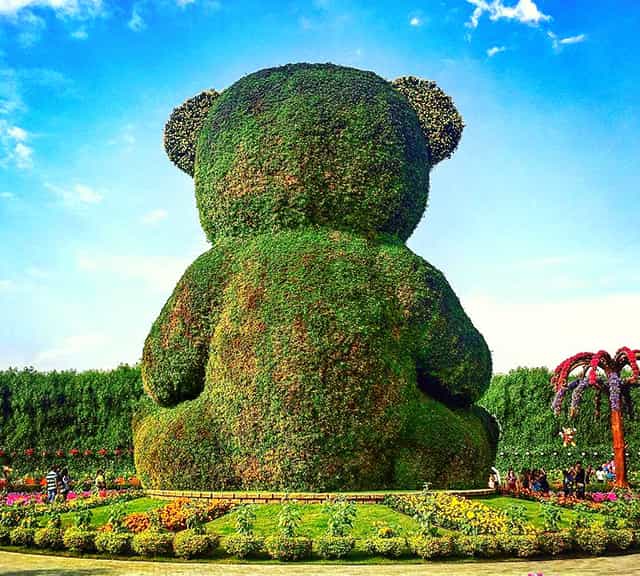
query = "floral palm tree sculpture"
(551, 347, 639, 488)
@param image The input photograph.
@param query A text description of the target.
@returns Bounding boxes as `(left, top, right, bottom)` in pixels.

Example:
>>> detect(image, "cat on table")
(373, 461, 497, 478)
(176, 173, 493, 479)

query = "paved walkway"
(0, 551, 638, 576)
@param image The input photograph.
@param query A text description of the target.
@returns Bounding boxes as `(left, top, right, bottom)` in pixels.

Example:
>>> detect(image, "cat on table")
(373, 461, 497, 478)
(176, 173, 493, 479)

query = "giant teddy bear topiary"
(133, 63, 497, 491)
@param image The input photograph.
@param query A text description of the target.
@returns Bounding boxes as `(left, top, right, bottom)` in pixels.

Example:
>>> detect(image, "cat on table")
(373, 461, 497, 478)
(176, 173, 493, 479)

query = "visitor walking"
(60, 468, 71, 499)
(95, 469, 106, 491)
(575, 462, 586, 499)
(46, 465, 59, 503)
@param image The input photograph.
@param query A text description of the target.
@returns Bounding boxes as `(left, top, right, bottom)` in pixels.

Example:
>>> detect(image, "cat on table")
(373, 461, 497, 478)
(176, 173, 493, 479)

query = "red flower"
(0, 449, 5, 457)
(114, 448, 123, 457)
(69, 448, 80, 457)
(97, 448, 108, 457)
(55, 449, 65, 457)
(84, 449, 93, 457)
(24, 448, 35, 457)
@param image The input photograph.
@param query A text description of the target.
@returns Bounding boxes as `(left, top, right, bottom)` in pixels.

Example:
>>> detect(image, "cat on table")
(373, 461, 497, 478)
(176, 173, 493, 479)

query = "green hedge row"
(479, 367, 640, 471)
(0, 366, 143, 471)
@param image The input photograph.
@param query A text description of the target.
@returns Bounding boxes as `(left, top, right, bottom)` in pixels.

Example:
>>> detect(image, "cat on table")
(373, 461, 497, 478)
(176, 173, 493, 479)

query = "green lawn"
(206, 503, 421, 539)
(58, 497, 165, 528)
(482, 495, 602, 529)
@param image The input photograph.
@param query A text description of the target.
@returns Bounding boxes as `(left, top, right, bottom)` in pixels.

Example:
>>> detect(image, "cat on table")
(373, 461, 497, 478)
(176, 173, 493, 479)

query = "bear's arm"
(410, 257, 492, 406)
(378, 244, 491, 406)
(141, 243, 233, 407)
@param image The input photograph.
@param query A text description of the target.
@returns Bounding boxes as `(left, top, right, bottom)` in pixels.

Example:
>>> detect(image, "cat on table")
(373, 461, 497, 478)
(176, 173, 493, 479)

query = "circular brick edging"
(145, 488, 495, 504)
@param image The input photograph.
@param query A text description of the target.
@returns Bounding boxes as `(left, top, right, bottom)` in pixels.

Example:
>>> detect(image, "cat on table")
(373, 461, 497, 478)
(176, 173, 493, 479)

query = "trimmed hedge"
(0, 365, 142, 475)
(479, 367, 640, 471)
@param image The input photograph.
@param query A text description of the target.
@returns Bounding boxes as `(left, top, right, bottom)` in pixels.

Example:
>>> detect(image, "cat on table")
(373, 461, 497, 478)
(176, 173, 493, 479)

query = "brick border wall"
(145, 488, 495, 504)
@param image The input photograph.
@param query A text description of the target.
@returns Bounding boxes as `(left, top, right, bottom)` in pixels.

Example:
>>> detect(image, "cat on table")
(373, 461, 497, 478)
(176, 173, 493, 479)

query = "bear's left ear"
(164, 89, 219, 177)
(392, 76, 464, 166)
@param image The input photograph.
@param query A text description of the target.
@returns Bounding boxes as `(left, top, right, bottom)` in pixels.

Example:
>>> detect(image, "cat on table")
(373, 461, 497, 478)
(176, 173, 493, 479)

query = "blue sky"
(0, 0, 638, 373)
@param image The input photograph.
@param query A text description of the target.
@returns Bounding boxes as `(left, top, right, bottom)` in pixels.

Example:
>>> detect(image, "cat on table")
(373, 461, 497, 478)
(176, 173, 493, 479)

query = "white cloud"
(45, 182, 103, 207)
(487, 45, 506, 57)
(70, 27, 87, 39)
(559, 33, 586, 45)
(466, 0, 551, 29)
(142, 208, 168, 225)
(7, 125, 26, 140)
(0, 120, 33, 169)
(127, 5, 145, 31)
(0, 0, 104, 19)
(0, 191, 14, 198)
(13, 141, 32, 168)
(409, 16, 422, 27)
(464, 292, 640, 374)
(548, 31, 587, 51)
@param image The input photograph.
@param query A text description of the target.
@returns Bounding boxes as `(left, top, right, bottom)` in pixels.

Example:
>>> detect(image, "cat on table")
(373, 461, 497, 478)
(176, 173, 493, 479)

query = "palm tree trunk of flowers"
(610, 408, 628, 488)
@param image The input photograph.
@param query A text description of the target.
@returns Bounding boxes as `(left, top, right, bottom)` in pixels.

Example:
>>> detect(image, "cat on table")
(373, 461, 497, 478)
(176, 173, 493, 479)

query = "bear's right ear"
(163, 90, 219, 177)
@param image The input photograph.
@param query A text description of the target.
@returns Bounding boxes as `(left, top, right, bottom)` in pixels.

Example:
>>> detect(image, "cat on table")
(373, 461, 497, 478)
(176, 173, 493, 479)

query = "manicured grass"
(58, 497, 165, 528)
(482, 495, 603, 528)
(206, 503, 421, 539)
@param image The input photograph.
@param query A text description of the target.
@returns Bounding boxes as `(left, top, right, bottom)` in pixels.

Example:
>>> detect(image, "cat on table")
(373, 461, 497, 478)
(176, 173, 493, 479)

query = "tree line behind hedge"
(0, 365, 143, 458)
(479, 366, 640, 471)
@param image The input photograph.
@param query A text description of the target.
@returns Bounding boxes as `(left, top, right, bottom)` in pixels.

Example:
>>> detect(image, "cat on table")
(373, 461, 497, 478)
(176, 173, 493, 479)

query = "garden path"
(0, 551, 638, 575)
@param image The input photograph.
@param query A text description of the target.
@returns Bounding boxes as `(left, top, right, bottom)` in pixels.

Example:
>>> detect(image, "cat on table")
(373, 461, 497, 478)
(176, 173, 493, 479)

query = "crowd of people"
(489, 459, 618, 498)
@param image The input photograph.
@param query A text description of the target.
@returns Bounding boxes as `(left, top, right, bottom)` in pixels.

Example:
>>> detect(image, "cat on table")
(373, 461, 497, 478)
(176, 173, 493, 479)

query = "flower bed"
(2, 495, 640, 562)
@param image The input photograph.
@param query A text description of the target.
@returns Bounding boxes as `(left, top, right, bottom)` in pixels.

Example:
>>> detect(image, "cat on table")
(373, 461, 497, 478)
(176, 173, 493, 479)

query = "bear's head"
(164, 63, 463, 242)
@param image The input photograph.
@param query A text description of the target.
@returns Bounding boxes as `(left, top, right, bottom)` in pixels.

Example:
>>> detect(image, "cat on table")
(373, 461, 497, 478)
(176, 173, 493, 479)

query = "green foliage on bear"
(135, 63, 495, 491)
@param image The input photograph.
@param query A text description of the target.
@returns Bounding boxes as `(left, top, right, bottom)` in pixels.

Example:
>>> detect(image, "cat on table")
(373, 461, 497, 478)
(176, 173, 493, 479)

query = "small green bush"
(264, 535, 312, 561)
(173, 530, 217, 559)
(94, 531, 133, 556)
(224, 534, 264, 558)
(34, 526, 64, 550)
(454, 535, 476, 557)
(607, 528, 634, 552)
(9, 527, 35, 547)
(537, 531, 572, 556)
(314, 536, 355, 559)
(63, 527, 96, 553)
(574, 526, 607, 556)
(132, 529, 173, 557)
(364, 537, 406, 558)
(0, 526, 10, 544)
(409, 535, 455, 559)
(512, 534, 539, 558)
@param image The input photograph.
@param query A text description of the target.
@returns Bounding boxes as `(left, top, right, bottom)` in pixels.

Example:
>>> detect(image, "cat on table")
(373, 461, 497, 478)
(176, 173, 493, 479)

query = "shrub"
(541, 503, 562, 532)
(323, 498, 357, 537)
(512, 534, 539, 558)
(123, 512, 150, 533)
(314, 536, 355, 559)
(277, 500, 301, 538)
(131, 529, 173, 557)
(34, 526, 64, 550)
(224, 534, 264, 558)
(364, 537, 406, 558)
(9, 527, 35, 547)
(409, 535, 455, 559)
(574, 526, 607, 555)
(0, 526, 10, 544)
(95, 531, 133, 555)
(63, 527, 96, 553)
(233, 505, 256, 536)
(264, 535, 313, 561)
(607, 528, 634, 552)
(537, 530, 572, 556)
(173, 530, 217, 559)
